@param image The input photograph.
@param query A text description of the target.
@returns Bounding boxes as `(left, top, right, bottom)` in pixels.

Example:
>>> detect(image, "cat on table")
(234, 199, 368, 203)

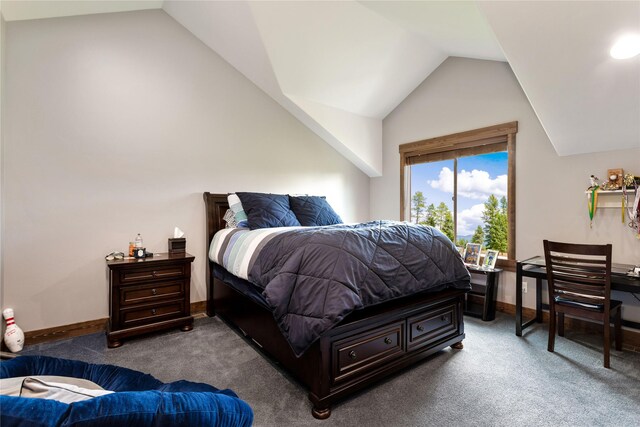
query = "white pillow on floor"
(0, 375, 114, 403)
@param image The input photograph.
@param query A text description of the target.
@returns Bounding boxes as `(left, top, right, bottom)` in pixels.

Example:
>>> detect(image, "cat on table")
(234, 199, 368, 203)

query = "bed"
(203, 192, 470, 419)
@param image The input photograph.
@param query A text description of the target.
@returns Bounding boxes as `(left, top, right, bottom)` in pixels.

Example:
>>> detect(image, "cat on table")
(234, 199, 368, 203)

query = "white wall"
(372, 57, 640, 322)
(1, 8, 5, 329)
(4, 10, 369, 332)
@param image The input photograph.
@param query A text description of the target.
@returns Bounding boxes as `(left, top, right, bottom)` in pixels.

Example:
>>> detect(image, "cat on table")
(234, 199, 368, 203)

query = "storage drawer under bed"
(407, 304, 458, 350)
(331, 321, 405, 385)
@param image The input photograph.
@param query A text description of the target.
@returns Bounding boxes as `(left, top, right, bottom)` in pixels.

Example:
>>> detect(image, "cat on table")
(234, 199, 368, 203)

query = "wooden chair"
(543, 240, 622, 368)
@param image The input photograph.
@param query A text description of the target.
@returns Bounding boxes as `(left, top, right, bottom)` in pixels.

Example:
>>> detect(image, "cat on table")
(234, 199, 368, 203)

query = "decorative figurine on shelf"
(587, 174, 600, 228)
(601, 168, 623, 191)
(3, 308, 25, 353)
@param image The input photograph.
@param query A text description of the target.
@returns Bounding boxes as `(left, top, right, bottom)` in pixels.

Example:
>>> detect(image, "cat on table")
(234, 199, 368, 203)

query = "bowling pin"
(3, 308, 25, 353)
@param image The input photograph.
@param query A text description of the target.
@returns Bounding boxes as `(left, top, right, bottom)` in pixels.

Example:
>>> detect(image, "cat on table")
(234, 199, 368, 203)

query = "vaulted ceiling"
(3, 1, 639, 176)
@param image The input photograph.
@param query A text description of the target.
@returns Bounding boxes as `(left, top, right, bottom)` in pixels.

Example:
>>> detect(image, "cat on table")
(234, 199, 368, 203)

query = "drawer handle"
(441, 315, 447, 322)
(416, 325, 424, 332)
(151, 289, 157, 295)
(384, 337, 392, 345)
(349, 351, 357, 360)
(152, 271, 157, 277)
(151, 309, 157, 315)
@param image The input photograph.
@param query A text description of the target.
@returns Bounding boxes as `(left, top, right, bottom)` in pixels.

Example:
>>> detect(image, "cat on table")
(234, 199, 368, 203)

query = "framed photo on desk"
(464, 243, 482, 265)
(483, 250, 499, 269)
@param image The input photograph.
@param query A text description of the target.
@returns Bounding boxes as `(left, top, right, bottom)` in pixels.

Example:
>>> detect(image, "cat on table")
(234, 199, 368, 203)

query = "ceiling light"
(610, 34, 640, 59)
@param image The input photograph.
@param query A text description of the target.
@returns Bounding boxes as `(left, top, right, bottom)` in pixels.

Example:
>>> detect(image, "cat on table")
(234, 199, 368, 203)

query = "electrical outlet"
(523, 282, 528, 294)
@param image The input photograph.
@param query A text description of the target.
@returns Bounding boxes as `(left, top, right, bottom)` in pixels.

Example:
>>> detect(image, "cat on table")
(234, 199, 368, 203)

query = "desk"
(515, 256, 640, 336)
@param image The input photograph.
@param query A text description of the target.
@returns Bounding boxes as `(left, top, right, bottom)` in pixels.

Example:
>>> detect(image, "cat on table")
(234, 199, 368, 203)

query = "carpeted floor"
(18, 313, 640, 426)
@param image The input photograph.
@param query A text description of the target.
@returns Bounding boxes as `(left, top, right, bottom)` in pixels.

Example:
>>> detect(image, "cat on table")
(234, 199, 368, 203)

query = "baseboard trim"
(191, 300, 207, 316)
(25, 318, 109, 346)
(18, 301, 210, 347)
(13, 300, 640, 352)
(495, 302, 640, 351)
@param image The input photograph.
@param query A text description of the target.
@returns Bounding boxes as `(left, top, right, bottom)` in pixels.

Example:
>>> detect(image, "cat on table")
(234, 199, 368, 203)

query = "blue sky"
(410, 152, 508, 236)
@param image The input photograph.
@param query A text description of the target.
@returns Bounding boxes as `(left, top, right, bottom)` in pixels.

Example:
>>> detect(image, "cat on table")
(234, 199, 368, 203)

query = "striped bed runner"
(209, 227, 303, 281)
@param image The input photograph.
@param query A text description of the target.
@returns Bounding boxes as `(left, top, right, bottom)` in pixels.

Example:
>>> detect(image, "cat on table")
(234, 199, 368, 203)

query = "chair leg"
(614, 308, 622, 351)
(548, 310, 556, 353)
(603, 319, 611, 368)
(558, 312, 565, 337)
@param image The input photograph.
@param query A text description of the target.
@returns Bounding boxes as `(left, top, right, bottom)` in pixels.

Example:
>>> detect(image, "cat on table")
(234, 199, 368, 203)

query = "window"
(399, 122, 517, 266)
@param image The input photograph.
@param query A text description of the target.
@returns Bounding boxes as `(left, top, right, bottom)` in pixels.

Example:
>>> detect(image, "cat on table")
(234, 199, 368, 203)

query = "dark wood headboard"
(203, 192, 229, 316)
(203, 192, 229, 246)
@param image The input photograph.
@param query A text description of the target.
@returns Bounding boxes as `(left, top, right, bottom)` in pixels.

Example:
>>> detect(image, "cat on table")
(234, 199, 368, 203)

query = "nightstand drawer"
(119, 281, 185, 306)
(119, 265, 185, 283)
(407, 304, 458, 350)
(121, 301, 184, 327)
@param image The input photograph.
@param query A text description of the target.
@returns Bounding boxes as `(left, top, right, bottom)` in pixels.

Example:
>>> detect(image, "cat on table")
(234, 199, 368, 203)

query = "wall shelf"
(584, 188, 637, 209)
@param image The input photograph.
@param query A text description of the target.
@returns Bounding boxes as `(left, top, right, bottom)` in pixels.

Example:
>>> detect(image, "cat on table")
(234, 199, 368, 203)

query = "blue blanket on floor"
(0, 355, 253, 427)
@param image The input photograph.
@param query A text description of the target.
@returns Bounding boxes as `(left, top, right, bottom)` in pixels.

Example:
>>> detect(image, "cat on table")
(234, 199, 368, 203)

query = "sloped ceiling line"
(4, 1, 635, 174)
(162, 0, 505, 177)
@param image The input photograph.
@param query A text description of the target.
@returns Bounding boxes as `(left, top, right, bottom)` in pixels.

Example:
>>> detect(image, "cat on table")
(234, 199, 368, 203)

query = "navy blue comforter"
(249, 221, 471, 356)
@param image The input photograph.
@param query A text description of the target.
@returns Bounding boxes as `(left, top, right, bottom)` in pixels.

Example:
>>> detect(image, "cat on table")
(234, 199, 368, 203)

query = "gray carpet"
(18, 313, 640, 426)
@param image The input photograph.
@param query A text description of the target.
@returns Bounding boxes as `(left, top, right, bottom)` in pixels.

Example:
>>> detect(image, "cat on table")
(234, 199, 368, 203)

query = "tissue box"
(168, 238, 186, 255)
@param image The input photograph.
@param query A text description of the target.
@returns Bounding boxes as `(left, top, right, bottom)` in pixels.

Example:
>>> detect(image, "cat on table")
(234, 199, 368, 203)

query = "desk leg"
(536, 278, 543, 323)
(516, 262, 523, 336)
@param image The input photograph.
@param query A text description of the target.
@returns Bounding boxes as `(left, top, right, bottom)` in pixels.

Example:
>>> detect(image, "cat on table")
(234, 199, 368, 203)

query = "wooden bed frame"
(203, 192, 466, 419)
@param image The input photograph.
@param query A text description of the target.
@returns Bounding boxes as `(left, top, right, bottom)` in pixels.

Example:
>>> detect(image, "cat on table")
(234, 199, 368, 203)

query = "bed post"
(203, 192, 230, 317)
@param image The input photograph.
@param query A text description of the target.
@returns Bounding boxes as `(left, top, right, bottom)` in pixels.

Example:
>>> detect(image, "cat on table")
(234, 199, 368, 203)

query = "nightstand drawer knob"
(152, 289, 157, 295)
(441, 315, 447, 322)
(416, 325, 424, 332)
(151, 309, 157, 315)
(384, 337, 392, 345)
(152, 271, 157, 277)
(349, 351, 357, 360)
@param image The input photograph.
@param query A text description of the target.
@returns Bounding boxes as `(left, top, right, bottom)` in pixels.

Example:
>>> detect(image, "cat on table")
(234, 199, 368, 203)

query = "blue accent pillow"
(289, 196, 343, 226)
(236, 192, 301, 230)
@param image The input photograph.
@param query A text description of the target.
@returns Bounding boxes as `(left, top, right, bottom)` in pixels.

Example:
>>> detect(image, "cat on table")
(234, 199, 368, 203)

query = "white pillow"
(227, 194, 248, 227)
(0, 375, 114, 403)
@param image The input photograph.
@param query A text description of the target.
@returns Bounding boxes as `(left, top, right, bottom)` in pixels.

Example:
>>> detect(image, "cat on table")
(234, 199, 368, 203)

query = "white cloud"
(428, 167, 507, 200)
(457, 203, 486, 236)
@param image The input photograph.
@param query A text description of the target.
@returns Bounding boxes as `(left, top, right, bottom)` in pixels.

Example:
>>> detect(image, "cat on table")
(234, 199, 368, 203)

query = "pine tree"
(442, 209, 455, 242)
(471, 225, 484, 244)
(425, 203, 437, 227)
(496, 196, 509, 252)
(411, 191, 426, 223)
(435, 202, 455, 242)
(482, 195, 508, 252)
(500, 196, 508, 214)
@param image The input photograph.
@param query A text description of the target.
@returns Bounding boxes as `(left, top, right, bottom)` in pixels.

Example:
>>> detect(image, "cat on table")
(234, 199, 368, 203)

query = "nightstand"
(106, 253, 195, 348)
(464, 266, 502, 321)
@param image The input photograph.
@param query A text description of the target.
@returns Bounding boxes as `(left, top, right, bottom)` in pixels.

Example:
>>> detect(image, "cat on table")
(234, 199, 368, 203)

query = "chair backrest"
(543, 240, 612, 311)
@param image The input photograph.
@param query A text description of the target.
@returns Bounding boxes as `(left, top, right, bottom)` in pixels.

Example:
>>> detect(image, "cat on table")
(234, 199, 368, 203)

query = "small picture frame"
(483, 249, 499, 270)
(464, 243, 482, 265)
